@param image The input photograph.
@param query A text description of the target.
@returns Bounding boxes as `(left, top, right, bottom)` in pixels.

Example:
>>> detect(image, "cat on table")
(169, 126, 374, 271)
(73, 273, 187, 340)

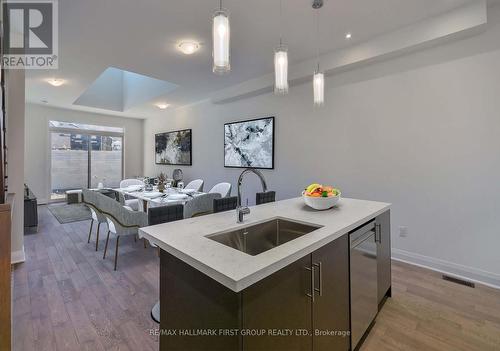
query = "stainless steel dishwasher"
(350, 220, 378, 349)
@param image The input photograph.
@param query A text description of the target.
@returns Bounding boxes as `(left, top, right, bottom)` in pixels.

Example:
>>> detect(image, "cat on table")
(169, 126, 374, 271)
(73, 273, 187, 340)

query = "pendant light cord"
(219, 0, 222, 10)
(316, 9, 320, 72)
(279, 0, 283, 46)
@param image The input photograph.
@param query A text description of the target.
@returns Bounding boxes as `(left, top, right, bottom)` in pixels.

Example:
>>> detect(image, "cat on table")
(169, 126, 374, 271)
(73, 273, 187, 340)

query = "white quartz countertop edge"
(139, 197, 391, 292)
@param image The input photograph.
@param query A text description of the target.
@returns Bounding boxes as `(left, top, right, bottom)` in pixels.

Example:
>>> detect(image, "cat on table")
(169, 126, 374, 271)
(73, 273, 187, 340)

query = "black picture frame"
(224, 116, 275, 170)
(155, 128, 192, 166)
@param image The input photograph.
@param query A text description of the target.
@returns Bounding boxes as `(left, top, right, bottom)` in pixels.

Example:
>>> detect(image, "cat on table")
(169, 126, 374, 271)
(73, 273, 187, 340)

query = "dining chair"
(172, 169, 183, 187)
(116, 190, 140, 211)
(82, 189, 108, 251)
(213, 196, 238, 213)
(184, 193, 221, 219)
(256, 191, 276, 205)
(184, 179, 204, 192)
(119, 178, 144, 188)
(147, 204, 185, 324)
(148, 204, 184, 225)
(92, 191, 148, 270)
(119, 179, 144, 211)
(209, 182, 232, 198)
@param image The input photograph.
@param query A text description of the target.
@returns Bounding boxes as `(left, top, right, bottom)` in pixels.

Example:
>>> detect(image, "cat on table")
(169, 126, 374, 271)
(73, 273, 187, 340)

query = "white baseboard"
(11, 246, 26, 264)
(392, 248, 500, 290)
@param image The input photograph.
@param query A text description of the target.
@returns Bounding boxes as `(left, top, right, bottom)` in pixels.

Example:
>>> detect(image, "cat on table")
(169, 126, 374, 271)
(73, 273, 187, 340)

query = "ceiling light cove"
(47, 78, 65, 87)
(73, 67, 178, 112)
(156, 103, 170, 110)
(178, 41, 200, 55)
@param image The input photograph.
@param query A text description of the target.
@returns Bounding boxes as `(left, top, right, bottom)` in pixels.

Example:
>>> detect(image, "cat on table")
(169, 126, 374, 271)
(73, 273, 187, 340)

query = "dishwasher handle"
(350, 220, 375, 243)
(351, 229, 376, 249)
(375, 223, 382, 243)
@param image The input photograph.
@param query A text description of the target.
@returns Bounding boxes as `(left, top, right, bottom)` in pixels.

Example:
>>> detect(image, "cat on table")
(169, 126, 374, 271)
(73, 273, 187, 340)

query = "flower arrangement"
(158, 172, 167, 192)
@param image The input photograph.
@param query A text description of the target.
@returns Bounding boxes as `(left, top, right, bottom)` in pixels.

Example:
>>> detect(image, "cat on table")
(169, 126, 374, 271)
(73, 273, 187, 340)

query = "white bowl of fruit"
(302, 183, 341, 210)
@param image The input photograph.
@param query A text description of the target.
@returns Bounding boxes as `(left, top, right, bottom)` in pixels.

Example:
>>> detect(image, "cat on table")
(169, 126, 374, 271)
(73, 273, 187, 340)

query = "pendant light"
(213, 0, 230, 74)
(274, 0, 288, 95)
(313, 70, 324, 106)
(313, 0, 324, 106)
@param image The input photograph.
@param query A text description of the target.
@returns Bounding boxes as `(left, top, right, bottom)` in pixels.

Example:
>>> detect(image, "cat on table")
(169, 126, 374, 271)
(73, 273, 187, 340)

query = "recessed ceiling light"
(345, 32, 352, 40)
(156, 103, 170, 110)
(177, 41, 200, 55)
(47, 78, 65, 87)
(41, 99, 48, 104)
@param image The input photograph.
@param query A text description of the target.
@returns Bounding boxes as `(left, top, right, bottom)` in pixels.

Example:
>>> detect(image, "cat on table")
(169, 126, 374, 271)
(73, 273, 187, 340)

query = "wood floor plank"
(12, 312, 36, 351)
(77, 285, 125, 350)
(52, 322, 81, 351)
(65, 299, 106, 351)
(31, 316, 57, 351)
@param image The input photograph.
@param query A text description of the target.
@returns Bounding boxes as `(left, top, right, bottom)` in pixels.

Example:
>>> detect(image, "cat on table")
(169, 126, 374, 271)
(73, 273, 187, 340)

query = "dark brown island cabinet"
(376, 210, 392, 306)
(160, 210, 391, 351)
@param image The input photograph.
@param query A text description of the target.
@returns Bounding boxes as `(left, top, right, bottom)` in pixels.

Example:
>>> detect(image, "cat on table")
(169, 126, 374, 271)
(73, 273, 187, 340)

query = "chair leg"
(134, 234, 137, 242)
(143, 238, 147, 249)
(114, 236, 120, 271)
(95, 223, 101, 251)
(103, 231, 110, 259)
(87, 219, 94, 243)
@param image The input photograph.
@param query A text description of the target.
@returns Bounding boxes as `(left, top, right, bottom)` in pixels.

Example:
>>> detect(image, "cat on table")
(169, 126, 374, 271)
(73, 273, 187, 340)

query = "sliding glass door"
(90, 135, 123, 189)
(50, 132, 90, 201)
(49, 121, 124, 201)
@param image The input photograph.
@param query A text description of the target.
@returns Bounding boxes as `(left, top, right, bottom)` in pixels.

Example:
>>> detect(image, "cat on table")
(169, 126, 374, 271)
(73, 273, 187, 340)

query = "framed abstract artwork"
(224, 117, 274, 169)
(155, 129, 192, 165)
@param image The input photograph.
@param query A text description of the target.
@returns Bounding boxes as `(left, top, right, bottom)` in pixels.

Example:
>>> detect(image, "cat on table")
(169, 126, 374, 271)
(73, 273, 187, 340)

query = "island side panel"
(376, 210, 391, 306)
(160, 250, 241, 351)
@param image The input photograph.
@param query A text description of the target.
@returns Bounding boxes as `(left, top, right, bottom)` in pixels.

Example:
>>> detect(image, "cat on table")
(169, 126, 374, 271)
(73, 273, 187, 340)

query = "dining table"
(114, 185, 205, 212)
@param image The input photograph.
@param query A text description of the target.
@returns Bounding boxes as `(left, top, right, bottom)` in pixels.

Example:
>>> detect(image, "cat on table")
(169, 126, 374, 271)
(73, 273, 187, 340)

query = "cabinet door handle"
(313, 262, 323, 296)
(305, 266, 315, 303)
(375, 224, 382, 243)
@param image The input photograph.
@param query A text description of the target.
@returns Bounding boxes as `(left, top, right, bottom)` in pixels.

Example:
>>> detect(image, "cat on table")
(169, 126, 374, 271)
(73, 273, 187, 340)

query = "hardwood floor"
(12, 205, 160, 351)
(361, 264, 500, 351)
(12, 205, 500, 350)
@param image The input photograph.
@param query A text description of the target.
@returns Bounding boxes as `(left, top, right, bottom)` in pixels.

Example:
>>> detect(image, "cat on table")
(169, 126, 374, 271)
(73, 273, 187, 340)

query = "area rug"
(48, 203, 91, 224)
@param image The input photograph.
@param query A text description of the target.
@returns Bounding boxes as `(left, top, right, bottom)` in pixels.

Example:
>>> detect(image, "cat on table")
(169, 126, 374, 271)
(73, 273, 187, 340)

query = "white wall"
(144, 6, 500, 286)
(25, 104, 144, 203)
(6, 69, 26, 262)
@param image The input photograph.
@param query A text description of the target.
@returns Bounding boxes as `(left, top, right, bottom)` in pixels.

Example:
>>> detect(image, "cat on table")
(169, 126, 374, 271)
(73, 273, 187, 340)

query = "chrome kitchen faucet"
(236, 168, 268, 223)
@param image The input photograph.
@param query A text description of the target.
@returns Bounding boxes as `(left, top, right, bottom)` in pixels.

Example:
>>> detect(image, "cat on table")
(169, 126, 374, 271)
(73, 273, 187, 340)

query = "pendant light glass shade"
(274, 45, 289, 95)
(212, 8, 230, 74)
(313, 71, 324, 106)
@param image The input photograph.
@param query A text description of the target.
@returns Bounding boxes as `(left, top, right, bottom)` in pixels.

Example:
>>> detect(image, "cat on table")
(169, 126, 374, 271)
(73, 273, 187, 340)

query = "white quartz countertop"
(139, 197, 390, 292)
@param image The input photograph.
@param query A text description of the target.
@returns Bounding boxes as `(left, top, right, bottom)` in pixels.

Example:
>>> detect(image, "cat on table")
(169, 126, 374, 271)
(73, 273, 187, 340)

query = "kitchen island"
(140, 197, 391, 351)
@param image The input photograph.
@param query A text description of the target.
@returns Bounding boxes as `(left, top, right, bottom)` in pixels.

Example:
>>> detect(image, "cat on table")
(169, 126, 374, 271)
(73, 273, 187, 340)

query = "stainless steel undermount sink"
(206, 218, 322, 256)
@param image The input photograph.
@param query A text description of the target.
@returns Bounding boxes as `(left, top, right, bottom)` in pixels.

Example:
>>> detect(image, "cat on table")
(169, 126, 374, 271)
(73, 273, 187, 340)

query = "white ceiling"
(25, 0, 473, 119)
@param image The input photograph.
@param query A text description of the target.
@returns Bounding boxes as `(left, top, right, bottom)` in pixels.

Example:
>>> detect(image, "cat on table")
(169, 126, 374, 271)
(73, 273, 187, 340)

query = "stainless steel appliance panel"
(350, 222, 378, 349)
